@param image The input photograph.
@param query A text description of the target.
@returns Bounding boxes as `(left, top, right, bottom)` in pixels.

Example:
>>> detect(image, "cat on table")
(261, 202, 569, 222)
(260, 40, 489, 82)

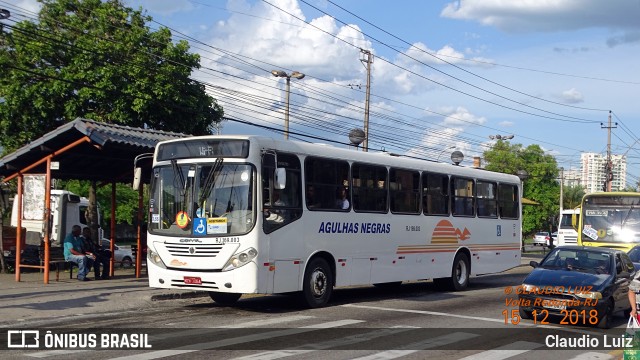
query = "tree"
(0, 0, 224, 261)
(484, 140, 560, 236)
(0, 0, 223, 152)
(563, 185, 585, 209)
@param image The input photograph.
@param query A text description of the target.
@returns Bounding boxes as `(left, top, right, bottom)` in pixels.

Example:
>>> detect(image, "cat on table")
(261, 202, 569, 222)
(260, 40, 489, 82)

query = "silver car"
(532, 231, 551, 247)
(100, 239, 134, 268)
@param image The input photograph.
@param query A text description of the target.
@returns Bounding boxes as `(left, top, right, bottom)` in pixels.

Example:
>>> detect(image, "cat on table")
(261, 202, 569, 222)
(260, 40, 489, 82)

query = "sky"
(7, 0, 640, 185)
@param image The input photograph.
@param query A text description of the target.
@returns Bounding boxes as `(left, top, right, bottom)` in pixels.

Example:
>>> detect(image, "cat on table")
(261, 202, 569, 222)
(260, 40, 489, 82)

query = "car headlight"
(148, 249, 166, 269)
(576, 291, 602, 300)
(522, 283, 536, 293)
(222, 247, 258, 271)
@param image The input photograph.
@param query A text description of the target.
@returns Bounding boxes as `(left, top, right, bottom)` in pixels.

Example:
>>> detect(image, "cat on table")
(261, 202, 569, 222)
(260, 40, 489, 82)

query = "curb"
(150, 291, 209, 301)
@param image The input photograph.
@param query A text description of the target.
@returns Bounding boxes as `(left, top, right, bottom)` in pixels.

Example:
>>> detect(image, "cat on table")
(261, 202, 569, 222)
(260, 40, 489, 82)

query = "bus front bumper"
(147, 261, 259, 294)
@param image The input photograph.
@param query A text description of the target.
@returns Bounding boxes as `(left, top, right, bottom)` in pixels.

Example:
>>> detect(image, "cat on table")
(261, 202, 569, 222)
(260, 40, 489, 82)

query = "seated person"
(565, 258, 577, 270)
(265, 190, 287, 223)
(306, 185, 320, 208)
(81, 227, 111, 280)
(335, 186, 349, 210)
(63, 225, 94, 281)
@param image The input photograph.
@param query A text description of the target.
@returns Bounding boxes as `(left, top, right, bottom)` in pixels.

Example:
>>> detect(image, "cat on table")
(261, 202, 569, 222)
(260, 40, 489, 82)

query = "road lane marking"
(457, 341, 542, 360)
(349, 332, 479, 360)
(107, 319, 364, 360)
(342, 304, 509, 324)
(230, 326, 416, 360)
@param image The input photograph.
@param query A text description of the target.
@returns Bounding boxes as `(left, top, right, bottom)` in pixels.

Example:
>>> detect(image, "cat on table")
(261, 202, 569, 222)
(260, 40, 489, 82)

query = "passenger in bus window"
(336, 186, 349, 210)
(306, 185, 320, 209)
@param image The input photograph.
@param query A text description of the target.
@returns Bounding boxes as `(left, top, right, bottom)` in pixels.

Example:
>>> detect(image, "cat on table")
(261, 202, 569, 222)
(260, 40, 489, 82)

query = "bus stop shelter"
(0, 118, 186, 283)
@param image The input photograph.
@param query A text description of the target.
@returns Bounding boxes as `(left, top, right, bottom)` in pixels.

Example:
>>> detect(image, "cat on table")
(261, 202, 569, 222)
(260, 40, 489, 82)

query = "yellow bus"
(576, 192, 640, 251)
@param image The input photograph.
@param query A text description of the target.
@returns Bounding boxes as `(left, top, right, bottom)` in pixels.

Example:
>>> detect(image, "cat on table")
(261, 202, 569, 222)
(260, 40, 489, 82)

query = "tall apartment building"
(561, 168, 581, 188)
(580, 153, 627, 193)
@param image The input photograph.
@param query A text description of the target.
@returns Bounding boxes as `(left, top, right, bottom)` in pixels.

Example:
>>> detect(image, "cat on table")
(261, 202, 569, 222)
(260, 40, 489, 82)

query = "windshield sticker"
(175, 211, 189, 229)
(208, 217, 228, 234)
(151, 214, 160, 224)
(582, 227, 598, 240)
(193, 218, 207, 236)
(585, 210, 608, 216)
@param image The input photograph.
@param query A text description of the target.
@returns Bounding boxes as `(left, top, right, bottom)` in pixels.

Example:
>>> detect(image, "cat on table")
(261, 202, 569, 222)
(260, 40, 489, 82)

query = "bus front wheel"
(301, 258, 333, 308)
(209, 292, 241, 306)
(434, 252, 470, 291)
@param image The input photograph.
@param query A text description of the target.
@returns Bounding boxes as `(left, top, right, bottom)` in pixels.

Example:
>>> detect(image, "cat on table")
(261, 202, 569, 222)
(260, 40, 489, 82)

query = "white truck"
(556, 208, 579, 246)
(10, 189, 100, 247)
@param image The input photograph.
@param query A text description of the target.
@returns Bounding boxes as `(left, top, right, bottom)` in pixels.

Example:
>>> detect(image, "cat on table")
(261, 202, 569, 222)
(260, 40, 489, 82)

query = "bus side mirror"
(274, 168, 286, 190)
(133, 167, 142, 190)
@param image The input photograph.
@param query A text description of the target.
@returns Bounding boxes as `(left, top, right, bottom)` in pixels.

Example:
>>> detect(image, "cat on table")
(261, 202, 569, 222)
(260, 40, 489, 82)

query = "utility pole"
(360, 49, 373, 152)
(559, 167, 564, 212)
(601, 111, 617, 192)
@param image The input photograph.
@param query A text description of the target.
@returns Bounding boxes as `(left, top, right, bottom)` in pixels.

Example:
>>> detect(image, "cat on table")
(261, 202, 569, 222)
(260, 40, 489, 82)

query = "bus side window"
(451, 177, 474, 217)
(263, 152, 302, 233)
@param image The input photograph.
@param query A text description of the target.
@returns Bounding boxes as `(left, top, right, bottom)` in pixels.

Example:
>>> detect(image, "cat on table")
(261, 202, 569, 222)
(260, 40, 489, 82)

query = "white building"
(580, 153, 627, 193)
(561, 168, 581, 188)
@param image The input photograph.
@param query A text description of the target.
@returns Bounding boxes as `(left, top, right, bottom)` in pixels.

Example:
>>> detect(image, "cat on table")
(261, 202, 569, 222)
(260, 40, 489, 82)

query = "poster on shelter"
(22, 174, 46, 220)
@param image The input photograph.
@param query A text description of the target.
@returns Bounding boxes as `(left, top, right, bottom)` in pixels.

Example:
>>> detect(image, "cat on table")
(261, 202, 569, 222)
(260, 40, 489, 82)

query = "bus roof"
(155, 135, 521, 184)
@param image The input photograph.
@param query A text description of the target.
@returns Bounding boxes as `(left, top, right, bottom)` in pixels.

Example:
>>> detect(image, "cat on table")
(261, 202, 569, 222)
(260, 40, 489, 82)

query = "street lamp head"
(451, 151, 464, 165)
(489, 135, 495, 140)
(290, 71, 305, 80)
(503, 135, 514, 140)
(348, 128, 365, 146)
(517, 170, 529, 182)
(271, 70, 287, 77)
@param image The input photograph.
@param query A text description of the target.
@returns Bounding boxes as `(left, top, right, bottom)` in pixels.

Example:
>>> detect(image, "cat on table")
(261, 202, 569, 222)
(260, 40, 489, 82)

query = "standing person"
(63, 225, 94, 281)
(81, 227, 111, 280)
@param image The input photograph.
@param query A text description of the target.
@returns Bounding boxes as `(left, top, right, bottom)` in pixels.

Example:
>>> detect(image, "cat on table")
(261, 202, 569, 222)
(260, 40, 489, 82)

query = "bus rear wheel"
(301, 258, 333, 308)
(209, 292, 241, 306)
(434, 252, 470, 291)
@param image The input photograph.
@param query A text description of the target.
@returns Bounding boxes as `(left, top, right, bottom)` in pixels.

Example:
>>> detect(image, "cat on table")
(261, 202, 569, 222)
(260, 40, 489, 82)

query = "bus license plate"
(184, 276, 202, 285)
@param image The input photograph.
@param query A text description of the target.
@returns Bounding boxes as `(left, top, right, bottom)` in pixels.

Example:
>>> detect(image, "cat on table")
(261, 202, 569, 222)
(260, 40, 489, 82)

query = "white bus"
(145, 136, 522, 307)
(556, 209, 579, 246)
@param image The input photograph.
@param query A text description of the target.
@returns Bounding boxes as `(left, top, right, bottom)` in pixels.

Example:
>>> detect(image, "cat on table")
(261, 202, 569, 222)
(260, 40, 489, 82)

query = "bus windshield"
(149, 162, 255, 236)
(582, 200, 640, 244)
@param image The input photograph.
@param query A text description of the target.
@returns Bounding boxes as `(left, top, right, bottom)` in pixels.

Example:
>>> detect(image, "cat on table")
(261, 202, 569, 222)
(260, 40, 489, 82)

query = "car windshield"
(629, 247, 640, 263)
(539, 248, 611, 275)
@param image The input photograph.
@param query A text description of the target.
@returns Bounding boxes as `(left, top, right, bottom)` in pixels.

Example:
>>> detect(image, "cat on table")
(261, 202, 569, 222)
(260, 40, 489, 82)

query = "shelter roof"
(0, 118, 187, 183)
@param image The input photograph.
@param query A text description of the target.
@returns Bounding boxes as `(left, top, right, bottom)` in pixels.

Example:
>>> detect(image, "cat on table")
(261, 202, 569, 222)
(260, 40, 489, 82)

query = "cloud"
(10, 0, 41, 13)
(607, 31, 640, 47)
(499, 121, 513, 127)
(560, 88, 584, 104)
(438, 106, 487, 126)
(128, 0, 193, 15)
(441, 0, 640, 33)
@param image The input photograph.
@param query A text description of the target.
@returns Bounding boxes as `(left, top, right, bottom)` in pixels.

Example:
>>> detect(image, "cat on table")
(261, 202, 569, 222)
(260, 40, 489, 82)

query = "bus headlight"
(223, 247, 257, 271)
(148, 249, 166, 269)
(576, 291, 602, 300)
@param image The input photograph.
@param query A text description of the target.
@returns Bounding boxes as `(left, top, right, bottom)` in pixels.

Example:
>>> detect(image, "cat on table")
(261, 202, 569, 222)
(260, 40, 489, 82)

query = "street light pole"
(437, 145, 455, 162)
(271, 70, 305, 140)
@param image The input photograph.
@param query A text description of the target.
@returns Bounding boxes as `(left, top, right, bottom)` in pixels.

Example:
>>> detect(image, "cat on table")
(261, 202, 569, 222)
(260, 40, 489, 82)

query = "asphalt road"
(1, 264, 628, 360)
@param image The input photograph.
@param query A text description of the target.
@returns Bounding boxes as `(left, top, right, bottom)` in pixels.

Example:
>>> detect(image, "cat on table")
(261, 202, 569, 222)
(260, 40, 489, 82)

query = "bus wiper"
(198, 157, 223, 209)
(622, 205, 635, 227)
(171, 159, 186, 190)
